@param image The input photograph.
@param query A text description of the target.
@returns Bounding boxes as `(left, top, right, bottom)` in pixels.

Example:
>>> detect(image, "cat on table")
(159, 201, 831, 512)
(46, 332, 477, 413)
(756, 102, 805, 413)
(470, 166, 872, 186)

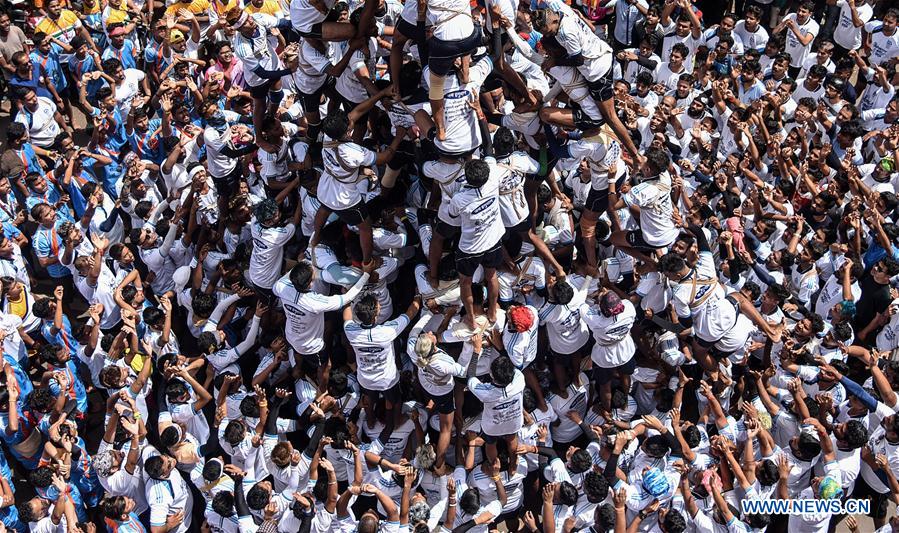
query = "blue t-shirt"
(32, 219, 71, 278)
(30, 44, 67, 92)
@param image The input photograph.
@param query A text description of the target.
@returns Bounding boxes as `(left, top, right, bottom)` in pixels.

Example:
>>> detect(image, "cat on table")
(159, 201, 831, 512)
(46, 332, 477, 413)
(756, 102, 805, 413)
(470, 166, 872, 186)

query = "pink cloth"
(205, 57, 245, 89)
(726, 217, 746, 253)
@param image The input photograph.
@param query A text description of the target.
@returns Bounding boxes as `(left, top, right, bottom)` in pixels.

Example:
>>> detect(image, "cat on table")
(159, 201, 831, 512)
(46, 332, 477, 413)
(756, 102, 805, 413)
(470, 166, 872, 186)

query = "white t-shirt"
(734, 20, 769, 51)
(114, 69, 146, 117)
(344, 314, 410, 391)
(317, 141, 376, 210)
(233, 14, 282, 88)
(273, 271, 369, 355)
(833, 0, 873, 50)
(15, 97, 60, 148)
(783, 14, 820, 68)
(621, 173, 678, 247)
(865, 20, 899, 67)
(446, 157, 504, 254)
(496, 152, 539, 228)
(583, 299, 637, 367)
(468, 370, 526, 436)
(249, 220, 296, 290)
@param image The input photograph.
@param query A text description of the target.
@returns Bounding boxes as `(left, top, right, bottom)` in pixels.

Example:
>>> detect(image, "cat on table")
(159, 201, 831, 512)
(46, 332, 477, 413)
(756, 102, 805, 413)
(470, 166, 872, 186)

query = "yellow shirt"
(34, 10, 82, 44)
(245, 0, 283, 16)
(209, 0, 240, 18)
(102, 0, 131, 26)
(165, 0, 212, 17)
(7, 292, 26, 320)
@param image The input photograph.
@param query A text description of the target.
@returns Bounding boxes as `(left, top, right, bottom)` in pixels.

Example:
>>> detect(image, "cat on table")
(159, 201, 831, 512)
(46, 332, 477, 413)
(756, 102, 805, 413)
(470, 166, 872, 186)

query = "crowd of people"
(0, 0, 896, 530)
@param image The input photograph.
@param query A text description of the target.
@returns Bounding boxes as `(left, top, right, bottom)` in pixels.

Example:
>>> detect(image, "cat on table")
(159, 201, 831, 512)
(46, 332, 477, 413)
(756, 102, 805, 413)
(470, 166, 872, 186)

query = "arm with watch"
(629, 502, 661, 533)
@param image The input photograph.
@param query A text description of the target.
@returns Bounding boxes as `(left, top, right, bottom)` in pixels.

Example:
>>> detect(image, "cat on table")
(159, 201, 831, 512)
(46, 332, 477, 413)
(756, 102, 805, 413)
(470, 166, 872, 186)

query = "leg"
(307, 204, 333, 261)
(484, 266, 499, 323)
(580, 209, 600, 268)
(523, 367, 545, 408)
(523, 227, 566, 276)
(609, 231, 658, 264)
(435, 411, 453, 469)
(428, 230, 445, 287)
(320, 21, 360, 41)
(429, 70, 447, 141)
(389, 33, 409, 89)
(595, 97, 642, 166)
(460, 273, 477, 329)
(731, 292, 782, 341)
(357, 218, 374, 263)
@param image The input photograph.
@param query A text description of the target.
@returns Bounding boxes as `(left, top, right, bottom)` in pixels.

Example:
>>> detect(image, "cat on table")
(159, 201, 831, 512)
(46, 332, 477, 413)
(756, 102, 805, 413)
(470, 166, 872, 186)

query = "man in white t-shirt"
(310, 92, 405, 265)
(609, 147, 678, 263)
(343, 295, 419, 422)
(273, 260, 373, 385)
(447, 158, 504, 326)
(14, 88, 67, 148)
(469, 355, 525, 466)
(249, 198, 301, 299)
(864, 9, 899, 68)
(775, 1, 820, 77)
(833, 0, 873, 56)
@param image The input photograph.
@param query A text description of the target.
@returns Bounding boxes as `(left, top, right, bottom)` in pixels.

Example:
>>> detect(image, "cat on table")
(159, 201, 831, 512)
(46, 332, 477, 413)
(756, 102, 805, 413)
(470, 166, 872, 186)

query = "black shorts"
(212, 166, 243, 197)
(396, 18, 424, 42)
(296, 22, 324, 39)
(584, 187, 609, 213)
(592, 356, 636, 385)
(435, 219, 461, 239)
(360, 382, 401, 406)
(505, 218, 530, 236)
(429, 390, 455, 415)
(252, 282, 274, 304)
(428, 26, 482, 76)
(248, 78, 278, 99)
(624, 230, 669, 251)
(300, 83, 327, 114)
(572, 102, 605, 131)
(586, 69, 615, 103)
(456, 243, 503, 277)
(301, 350, 330, 367)
(332, 202, 368, 226)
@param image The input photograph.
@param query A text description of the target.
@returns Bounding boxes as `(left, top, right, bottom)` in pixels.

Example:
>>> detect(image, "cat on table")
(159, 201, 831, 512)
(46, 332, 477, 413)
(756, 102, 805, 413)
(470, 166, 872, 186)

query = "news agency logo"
(740, 499, 871, 516)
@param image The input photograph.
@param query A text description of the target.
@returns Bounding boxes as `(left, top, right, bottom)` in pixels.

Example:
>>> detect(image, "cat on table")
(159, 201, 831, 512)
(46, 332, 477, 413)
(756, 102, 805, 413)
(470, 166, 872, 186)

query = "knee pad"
(428, 71, 445, 100)
(269, 88, 284, 106)
(382, 166, 400, 189)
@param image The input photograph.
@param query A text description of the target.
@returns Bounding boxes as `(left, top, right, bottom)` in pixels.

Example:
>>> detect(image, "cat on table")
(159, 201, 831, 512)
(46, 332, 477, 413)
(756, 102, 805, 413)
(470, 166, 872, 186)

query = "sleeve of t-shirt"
(386, 315, 410, 338)
(149, 501, 170, 529)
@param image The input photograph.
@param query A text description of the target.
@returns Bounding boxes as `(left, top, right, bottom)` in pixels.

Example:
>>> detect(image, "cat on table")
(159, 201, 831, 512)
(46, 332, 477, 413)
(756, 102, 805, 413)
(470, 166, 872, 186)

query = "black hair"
(490, 356, 515, 387)
(663, 510, 687, 533)
(464, 159, 491, 188)
(459, 488, 480, 515)
(558, 481, 578, 506)
(246, 484, 270, 510)
(757, 458, 779, 486)
(643, 435, 671, 458)
(290, 262, 314, 291)
(492, 127, 516, 158)
(658, 252, 686, 274)
(212, 491, 235, 517)
(569, 449, 592, 474)
(145, 456, 167, 479)
(354, 294, 379, 326)
(160, 426, 182, 448)
(224, 420, 247, 445)
(843, 420, 869, 449)
(322, 112, 350, 140)
(583, 471, 609, 503)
